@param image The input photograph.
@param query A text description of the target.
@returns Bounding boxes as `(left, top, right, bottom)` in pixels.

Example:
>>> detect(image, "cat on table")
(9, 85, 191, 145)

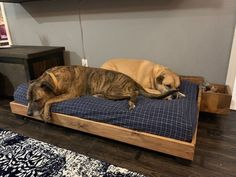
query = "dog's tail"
(137, 85, 178, 99)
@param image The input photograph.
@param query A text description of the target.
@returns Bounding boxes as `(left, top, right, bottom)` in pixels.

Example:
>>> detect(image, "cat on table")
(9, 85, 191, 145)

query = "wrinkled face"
(154, 70, 180, 93)
(27, 81, 55, 117)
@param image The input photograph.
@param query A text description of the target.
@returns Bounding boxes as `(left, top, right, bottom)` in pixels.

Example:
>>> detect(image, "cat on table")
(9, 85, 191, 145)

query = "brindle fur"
(27, 65, 177, 121)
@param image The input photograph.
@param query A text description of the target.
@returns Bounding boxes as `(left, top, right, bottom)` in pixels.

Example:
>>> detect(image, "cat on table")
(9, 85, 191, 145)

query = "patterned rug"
(0, 129, 146, 177)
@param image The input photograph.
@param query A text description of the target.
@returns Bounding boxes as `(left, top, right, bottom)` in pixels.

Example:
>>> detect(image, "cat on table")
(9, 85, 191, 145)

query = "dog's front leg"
(43, 93, 77, 122)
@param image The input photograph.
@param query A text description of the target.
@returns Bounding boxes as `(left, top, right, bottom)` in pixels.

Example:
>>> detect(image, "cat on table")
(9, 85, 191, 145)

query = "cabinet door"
(0, 63, 27, 96)
(226, 25, 236, 110)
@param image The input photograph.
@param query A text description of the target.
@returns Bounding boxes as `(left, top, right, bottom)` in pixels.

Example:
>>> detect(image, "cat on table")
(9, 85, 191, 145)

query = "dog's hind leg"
(128, 91, 138, 110)
(128, 97, 136, 110)
(102, 94, 130, 100)
(103, 91, 138, 110)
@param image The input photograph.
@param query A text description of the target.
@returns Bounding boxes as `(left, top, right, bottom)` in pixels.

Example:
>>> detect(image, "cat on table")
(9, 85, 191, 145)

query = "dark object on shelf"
(0, 45, 65, 96)
(0, 0, 40, 3)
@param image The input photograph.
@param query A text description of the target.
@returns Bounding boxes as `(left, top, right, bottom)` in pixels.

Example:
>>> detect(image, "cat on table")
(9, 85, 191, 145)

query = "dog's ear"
(26, 85, 32, 100)
(40, 81, 55, 93)
(156, 74, 165, 84)
(29, 80, 35, 84)
(27, 79, 36, 87)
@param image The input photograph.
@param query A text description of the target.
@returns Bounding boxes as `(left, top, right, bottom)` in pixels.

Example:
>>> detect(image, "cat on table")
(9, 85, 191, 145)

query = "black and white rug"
(0, 129, 146, 177)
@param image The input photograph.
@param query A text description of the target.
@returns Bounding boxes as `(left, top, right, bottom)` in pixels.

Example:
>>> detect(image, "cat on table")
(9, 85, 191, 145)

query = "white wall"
(4, 0, 236, 84)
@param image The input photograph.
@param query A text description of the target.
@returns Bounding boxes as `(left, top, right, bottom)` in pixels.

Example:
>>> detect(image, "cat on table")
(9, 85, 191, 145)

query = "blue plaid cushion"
(14, 80, 198, 141)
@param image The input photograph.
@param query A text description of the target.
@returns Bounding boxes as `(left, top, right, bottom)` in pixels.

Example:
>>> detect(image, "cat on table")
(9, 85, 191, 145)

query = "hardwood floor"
(0, 98, 235, 177)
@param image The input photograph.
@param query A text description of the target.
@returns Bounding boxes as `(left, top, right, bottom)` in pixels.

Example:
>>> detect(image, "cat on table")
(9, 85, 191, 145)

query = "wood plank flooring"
(0, 98, 235, 177)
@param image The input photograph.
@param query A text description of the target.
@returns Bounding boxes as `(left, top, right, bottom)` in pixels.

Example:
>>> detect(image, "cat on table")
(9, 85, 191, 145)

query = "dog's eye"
(166, 84, 172, 88)
(34, 98, 41, 102)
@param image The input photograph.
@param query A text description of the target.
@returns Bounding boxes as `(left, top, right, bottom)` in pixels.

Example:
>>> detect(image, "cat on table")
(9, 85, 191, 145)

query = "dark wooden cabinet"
(0, 0, 39, 2)
(0, 45, 65, 96)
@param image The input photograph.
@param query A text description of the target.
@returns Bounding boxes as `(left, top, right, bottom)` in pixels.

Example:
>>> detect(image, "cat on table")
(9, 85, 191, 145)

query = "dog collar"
(46, 71, 58, 90)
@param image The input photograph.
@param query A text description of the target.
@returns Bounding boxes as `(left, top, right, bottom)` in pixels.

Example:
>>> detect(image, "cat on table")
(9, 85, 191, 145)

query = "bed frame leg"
(14, 114, 26, 120)
(175, 157, 192, 165)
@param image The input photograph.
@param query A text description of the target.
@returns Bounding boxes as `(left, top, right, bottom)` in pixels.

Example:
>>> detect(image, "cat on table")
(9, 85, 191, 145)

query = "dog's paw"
(128, 101, 136, 110)
(177, 92, 186, 98)
(42, 111, 51, 122)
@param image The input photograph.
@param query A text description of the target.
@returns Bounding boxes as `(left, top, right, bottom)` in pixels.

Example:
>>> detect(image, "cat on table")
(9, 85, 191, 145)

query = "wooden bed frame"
(10, 77, 202, 161)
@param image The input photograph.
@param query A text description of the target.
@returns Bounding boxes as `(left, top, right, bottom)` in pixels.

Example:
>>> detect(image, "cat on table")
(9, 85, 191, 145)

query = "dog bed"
(10, 77, 201, 160)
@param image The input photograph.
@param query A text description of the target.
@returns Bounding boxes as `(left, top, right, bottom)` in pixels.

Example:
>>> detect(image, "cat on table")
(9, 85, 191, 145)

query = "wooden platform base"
(10, 99, 199, 160)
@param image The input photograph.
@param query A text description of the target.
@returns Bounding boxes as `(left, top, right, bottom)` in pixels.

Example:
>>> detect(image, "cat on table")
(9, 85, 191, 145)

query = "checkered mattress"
(13, 80, 199, 141)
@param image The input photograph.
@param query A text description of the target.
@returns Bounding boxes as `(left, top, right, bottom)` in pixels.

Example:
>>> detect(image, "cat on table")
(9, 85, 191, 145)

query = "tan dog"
(27, 65, 177, 121)
(101, 58, 180, 95)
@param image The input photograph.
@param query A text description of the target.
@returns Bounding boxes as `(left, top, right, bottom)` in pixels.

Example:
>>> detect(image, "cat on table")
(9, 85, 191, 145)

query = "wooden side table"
(0, 45, 65, 96)
(200, 84, 232, 115)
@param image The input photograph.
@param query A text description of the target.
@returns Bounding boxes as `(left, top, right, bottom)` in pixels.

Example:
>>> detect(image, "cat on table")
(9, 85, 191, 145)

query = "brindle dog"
(27, 65, 177, 121)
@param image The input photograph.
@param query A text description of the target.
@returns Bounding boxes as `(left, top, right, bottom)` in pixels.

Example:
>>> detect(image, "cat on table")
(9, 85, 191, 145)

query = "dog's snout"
(27, 103, 32, 116)
(27, 108, 33, 116)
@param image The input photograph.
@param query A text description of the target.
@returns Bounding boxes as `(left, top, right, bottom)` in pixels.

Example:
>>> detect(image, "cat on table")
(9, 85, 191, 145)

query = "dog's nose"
(171, 93, 178, 99)
(27, 109, 33, 116)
